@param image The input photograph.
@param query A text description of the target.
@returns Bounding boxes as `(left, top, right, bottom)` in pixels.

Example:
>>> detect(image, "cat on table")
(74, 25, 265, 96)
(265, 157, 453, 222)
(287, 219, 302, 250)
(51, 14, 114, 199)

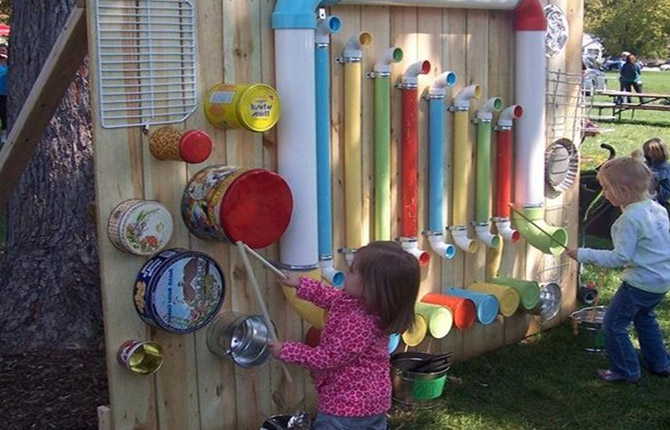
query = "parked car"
(660, 63, 670, 71)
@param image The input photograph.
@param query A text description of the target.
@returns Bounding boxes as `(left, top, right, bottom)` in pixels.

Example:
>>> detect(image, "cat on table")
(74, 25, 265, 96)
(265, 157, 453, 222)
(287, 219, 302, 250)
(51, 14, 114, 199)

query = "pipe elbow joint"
(475, 224, 501, 249)
(401, 60, 431, 87)
(513, 208, 568, 256)
(343, 32, 372, 60)
(272, 0, 326, 29)
(426, 233, 457, 259)
(399, 238, 430, 267)
(497, 105, 524, 128)
(477, 97, 503, 121)
(453, 84, 482, 110)
(318, 258, 345, 287)
(374, 47, 403, 74)
(428, 71, 458, 97)
(450, 227, 479, 254)
(494, 218, 521, 243)
(315, 15, 342, 43)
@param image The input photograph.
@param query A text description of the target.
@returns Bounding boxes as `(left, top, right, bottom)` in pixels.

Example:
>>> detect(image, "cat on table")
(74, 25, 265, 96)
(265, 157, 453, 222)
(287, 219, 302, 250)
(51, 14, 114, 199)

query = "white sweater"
(578, 199, 670, 294)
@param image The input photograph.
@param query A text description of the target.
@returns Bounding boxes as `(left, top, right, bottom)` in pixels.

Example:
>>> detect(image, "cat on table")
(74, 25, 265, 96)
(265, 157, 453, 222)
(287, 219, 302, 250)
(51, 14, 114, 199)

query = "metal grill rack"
(546, 69, 585, 146)
(94, 0, 197, 129)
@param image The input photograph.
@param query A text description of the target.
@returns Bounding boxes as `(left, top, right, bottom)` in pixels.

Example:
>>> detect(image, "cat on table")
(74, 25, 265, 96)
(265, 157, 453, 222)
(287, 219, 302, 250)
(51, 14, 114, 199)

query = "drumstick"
(236, 241, 292, 383)
(507, 204, 569, 251)
(242, 243, 287, 279)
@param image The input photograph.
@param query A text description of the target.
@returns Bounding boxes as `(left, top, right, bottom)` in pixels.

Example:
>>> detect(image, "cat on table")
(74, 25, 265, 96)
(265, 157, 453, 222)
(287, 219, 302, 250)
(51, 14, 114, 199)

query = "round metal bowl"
(206, 312, 271, 368)
(531, 282, 562, 322)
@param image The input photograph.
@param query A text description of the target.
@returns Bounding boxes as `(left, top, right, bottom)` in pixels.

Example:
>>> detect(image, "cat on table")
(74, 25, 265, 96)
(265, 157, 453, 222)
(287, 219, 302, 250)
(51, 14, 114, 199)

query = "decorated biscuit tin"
(107, 199, 173, 255)
(204, 83, 281, 132)
(134, 248, 225, 334)
(149, 126, 213, 164)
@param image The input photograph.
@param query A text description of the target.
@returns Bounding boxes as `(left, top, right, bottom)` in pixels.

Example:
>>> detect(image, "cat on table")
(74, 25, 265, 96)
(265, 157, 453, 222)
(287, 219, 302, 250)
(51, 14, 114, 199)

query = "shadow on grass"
(390, 302, 670, 430)
(596, 117, 670, 128)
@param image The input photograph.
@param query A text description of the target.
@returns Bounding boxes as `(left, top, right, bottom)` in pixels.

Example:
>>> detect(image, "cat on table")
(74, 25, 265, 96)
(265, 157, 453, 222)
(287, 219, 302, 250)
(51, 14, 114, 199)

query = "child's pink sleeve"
(295, 277, 341, 310)
(279, 315, 375, 371)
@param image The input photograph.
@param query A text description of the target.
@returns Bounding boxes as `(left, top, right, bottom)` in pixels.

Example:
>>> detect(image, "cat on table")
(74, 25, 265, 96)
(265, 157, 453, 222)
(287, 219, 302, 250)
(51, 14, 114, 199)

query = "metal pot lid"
(545, 138, 579, 198)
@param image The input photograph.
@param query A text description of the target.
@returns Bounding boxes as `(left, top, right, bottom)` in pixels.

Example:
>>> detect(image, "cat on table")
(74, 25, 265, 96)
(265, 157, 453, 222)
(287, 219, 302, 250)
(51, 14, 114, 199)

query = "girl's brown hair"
(352, 241, 420, 335)
(642, 137, 669, 163)
(597, 156, 652, 204)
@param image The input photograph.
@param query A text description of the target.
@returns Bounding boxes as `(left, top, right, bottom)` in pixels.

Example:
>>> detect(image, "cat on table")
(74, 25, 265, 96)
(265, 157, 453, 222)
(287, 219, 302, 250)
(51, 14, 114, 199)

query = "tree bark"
(0, 0, 101, 353)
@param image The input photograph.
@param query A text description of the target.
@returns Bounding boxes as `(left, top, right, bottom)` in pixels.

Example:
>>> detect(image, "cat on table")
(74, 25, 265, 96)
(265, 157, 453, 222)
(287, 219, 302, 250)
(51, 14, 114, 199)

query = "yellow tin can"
(204, 83, 281, 132)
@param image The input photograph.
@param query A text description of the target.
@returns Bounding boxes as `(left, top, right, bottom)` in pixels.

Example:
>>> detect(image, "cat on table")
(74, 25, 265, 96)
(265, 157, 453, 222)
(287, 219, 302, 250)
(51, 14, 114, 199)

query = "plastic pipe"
(399, 61, 430, 265)
(513, 0, 568, 255)
(493, 105, 523, 243)
(445, 287, 499, 325)
(426, 72, 457, 259)
(316, 15, 343, 285)
(336, 0, 520, 8)
(343, 32, 372, 255)
(452, 85, 481, 253)
(373, 47, 403, 240)
(474, 98, 503, 249)
(490, 276, 540, 310)
(467, 282, 520, 317)
(274, 28, 319, 267)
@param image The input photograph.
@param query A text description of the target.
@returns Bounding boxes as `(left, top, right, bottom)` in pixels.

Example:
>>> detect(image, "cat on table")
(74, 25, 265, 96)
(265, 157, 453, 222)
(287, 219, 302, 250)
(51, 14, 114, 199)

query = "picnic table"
(588, 90, 670, 121)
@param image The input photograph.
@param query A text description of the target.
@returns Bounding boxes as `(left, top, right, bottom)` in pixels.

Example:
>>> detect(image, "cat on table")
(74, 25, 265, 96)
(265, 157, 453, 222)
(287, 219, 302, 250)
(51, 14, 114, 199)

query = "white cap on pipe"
(343, 32, 372, 59)
(497, 104, 524, 127)
(401, 60, 431, 87)
(428, 71, 458, 96)
(374, 47, 403, 74)
(453, 84, 482, 109)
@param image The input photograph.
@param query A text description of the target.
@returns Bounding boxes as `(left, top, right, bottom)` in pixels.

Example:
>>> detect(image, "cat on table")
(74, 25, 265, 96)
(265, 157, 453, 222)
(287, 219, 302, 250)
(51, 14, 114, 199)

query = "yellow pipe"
(486, 240, 503, 280)
(280, 268, 326, 329)
(344, 60, 362, 250)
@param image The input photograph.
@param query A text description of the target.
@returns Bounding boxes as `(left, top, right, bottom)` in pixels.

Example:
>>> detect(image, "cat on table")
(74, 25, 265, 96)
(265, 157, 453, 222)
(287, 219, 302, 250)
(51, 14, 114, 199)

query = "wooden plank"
(87, 0, 158, 428)
(97, 406, 112, 430)
(0, 5, 87, 208)
(261, 0, 306, 420)
(440, 8, 467, 361)
(186, 0, 238, 428)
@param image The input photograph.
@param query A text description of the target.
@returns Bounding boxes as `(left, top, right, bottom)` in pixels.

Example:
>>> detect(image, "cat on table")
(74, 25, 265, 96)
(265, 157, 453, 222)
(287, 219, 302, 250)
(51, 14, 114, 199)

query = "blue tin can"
(134, 248, 226, 334)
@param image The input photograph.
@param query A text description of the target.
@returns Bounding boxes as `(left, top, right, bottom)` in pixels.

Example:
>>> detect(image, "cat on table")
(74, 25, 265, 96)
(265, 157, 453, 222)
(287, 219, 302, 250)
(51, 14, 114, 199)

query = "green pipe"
(374, 75, 391, 240)
(475, 121, 492, 223)
(513, 206, 568, 256)
(490, 276, 540, 310)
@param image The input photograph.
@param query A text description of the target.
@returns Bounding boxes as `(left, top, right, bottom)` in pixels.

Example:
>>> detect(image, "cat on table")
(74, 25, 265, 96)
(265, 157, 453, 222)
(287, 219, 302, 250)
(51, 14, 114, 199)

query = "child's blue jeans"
(312, 412, 386, 429)
(603, 282, 670, 379)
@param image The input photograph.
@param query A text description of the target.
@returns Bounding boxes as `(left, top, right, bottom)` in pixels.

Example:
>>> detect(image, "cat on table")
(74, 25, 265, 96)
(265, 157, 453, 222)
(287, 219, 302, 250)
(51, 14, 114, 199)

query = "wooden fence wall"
(88, 0, 583, 428)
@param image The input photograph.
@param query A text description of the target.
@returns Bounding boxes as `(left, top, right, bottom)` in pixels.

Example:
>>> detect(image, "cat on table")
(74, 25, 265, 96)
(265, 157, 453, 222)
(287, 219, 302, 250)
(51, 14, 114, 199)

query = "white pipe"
(374, 46, 403, 74)
(450, 227, 479, 253)
(453, 84, 481, 109)
(477, 97, 503, 121)
(401, 60, 430, 87)
(514, 31, 545, 206)
(337, 0, 520, 8)
(494, 218, 520, 243)
(427, 233, 457, 259)
(497, 104, 523, 127)
(399, 237, 430, 266)
(429, 71, 457, 96)
(319, 257, 345, 287)
(343, 32, 372, 60)
(276, 29, 319, 267)
(475, 224, 501, 248)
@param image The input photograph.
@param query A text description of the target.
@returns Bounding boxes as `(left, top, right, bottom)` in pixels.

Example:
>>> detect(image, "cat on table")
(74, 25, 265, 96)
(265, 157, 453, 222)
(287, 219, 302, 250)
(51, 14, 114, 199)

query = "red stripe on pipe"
(401, 88, 418, 237)
(513, 0, 547, 31)
(495, 129, 513, 218)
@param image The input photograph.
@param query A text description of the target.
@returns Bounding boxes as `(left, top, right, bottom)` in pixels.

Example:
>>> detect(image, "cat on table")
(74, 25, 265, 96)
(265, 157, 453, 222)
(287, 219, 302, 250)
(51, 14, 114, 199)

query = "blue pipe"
(316, 41, 333, 257)
(428, 97, 445, 232)
(273, 0, 341, 29)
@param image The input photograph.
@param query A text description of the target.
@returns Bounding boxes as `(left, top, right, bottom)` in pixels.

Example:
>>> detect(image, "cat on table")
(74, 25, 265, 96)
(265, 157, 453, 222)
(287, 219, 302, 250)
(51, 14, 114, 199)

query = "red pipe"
(513, 0, 547, 31)
(401, 87, 418, 238)
(495, 128, 513, 219)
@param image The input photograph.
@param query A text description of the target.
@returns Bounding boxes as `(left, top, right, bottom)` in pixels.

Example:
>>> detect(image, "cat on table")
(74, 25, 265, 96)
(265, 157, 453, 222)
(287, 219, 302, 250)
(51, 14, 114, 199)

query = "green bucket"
(570, 306, 607, 353)
(391, 352, 448, 407)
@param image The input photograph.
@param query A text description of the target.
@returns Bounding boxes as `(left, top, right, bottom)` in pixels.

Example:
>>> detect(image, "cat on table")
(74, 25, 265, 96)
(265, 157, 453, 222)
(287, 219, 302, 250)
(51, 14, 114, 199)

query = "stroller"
(578, 142, 620, 242)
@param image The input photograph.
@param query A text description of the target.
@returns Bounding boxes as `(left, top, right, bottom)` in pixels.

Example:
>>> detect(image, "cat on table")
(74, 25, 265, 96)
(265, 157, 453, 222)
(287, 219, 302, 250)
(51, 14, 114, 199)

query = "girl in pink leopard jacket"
(269, 241, 420, 430)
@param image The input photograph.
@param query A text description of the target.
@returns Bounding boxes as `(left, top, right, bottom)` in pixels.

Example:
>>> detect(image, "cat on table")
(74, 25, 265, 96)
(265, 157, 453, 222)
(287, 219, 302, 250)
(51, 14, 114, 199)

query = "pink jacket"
(279, 278, 391, 417)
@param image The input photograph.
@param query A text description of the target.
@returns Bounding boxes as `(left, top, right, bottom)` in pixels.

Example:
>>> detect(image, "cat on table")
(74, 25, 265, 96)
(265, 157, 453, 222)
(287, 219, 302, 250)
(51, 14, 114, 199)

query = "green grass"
(389, 71, 670, 430)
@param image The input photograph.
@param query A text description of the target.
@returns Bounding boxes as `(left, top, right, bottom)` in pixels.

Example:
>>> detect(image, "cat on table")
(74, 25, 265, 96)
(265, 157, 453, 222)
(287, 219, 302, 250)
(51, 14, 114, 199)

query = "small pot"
(391, 353, 449, 407)
(206, 312, 272, 368)
(570, 306, 607, 353)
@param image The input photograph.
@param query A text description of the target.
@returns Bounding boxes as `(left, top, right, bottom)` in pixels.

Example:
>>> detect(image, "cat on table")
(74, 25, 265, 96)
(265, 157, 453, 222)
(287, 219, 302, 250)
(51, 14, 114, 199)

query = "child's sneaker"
(641, 362, 670, 378)
(595, 369, 639, 384)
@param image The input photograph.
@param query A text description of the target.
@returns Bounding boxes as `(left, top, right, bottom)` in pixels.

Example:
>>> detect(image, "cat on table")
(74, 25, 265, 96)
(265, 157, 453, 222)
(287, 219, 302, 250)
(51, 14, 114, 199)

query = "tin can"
(107, 199, 173, 256)
(117, 340, 164, 375)
(134, 248, 226, 334)
(182, 165, 293, 249)
(206, 312, 272, 368)
(149, 126, 213, 164)
(204, 83, 281, 132)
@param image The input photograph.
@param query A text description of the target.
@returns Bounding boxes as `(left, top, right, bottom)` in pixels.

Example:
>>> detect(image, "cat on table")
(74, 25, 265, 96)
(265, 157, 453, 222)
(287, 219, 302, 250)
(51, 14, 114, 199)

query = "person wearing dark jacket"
(619, 53, 643, 103)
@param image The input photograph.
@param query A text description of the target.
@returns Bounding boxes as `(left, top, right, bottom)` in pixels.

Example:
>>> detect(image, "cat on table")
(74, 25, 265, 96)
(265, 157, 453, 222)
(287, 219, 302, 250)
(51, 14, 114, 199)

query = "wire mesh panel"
(95, 0, 197, 128)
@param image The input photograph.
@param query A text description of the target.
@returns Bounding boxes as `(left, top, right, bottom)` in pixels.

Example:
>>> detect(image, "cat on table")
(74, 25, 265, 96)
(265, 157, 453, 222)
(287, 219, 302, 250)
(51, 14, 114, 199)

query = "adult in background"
(619, 53, 643, 104)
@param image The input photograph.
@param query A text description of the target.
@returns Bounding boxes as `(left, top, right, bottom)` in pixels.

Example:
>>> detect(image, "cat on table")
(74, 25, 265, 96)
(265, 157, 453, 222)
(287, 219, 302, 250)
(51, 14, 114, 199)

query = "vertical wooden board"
(184, 0, 238, 428)
(329, 5, 359, 272)
(222, 1, 272, 428)
(461, 9, 505, 359)
(260, 0, 306, 419)
(362, 6, 390, 245)
(440, 8, 467, 360)
(87, 1, 158, 428)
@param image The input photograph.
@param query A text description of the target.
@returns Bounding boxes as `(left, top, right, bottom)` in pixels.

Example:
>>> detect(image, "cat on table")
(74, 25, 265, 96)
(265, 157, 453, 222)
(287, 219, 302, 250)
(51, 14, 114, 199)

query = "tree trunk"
(0, 0, 101, 353)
